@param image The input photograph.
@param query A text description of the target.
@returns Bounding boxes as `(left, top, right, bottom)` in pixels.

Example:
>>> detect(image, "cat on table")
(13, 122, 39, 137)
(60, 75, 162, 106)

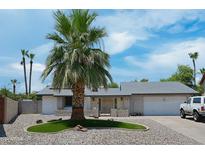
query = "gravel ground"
(0, 114, 200, 145)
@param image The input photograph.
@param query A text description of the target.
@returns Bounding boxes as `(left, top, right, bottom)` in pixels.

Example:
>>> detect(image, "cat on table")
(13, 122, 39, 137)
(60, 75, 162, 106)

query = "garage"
(143, 96, 187, 116)
(42, 96, 58, 114)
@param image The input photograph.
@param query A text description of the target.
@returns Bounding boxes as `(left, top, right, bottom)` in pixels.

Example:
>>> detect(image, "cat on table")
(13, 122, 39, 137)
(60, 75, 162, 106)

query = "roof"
(37, 87, 130, 97)
(120, 82, 198, 94)
(37, 81, 198, 96)
(200, 73, 205, 85)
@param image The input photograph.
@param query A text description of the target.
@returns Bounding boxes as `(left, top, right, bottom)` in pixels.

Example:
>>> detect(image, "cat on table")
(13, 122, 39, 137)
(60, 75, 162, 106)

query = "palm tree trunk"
(23, 59, 28, 95)
(193, 60, 196, 87)
(29, 61, 33, 94)
(13, 84, 16, 94)
(71, 81, 85, 120)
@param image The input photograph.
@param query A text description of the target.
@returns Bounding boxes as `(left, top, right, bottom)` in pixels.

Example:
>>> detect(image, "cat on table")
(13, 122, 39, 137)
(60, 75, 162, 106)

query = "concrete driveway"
(146, 116, 205, 144)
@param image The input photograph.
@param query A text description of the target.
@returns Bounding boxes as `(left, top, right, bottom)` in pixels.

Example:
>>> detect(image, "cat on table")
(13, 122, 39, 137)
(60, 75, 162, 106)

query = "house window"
(65, 96, 72, 107)
(92, 97, 95, 101)
(92, 88, 98, 92)
(121, 97, 123, 101)
(114, 98, 117, 109)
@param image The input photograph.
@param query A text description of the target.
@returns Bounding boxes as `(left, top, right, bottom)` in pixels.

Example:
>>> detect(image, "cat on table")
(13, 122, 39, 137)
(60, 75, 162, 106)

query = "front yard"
(0, 114, 200, 144)
(27, 119, 146, 133)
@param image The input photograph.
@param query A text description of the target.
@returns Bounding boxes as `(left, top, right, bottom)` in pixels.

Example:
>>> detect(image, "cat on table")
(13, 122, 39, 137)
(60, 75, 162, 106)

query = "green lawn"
(27, 119, 146, 133)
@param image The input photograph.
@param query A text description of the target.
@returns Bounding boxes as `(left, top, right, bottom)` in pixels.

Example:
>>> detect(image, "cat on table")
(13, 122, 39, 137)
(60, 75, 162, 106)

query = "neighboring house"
(37, 82, 198, 116)
(200, 73, 205, 95)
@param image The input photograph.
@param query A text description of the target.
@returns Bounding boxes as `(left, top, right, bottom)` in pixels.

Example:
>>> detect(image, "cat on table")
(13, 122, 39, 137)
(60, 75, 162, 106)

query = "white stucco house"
(37, 82, 198, 116)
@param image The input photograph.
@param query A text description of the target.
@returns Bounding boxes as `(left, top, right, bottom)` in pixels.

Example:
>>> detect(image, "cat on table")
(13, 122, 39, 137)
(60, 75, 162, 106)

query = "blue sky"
(1, 9, 205, 93)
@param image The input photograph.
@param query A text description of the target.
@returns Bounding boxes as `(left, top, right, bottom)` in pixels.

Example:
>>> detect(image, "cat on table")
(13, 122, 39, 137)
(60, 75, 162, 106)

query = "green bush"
(0, 88, 41, 101)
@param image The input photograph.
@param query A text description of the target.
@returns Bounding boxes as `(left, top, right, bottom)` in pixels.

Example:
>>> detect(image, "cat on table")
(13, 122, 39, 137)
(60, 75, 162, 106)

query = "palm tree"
(188, 52, 198, 87)
(21, 49, 29, 95)
(200, 68, 205, 75)
(28, 53, 35, 94)
(41, 10, 112, 120)
(11, 79, 17, 94)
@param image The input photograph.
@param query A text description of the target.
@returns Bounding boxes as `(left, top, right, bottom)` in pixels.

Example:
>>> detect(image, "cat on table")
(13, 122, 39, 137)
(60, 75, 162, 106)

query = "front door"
(0, 96, 5, 124)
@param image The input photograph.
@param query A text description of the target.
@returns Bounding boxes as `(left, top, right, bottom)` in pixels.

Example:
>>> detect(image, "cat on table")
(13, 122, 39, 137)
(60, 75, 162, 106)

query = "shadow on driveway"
(0, 124, 6, 137)
(185, 116, 205, 123)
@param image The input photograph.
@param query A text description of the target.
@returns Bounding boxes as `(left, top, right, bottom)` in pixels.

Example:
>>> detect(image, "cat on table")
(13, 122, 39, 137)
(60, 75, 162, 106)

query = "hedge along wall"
(4, 97, 18, 123)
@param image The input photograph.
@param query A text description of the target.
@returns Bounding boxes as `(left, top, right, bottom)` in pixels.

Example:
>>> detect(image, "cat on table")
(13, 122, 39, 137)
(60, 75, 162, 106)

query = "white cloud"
(31, 42, 53, 56)
(105, 32, 136, 54)
(10, 63, 45, 73)
(97, 10, 205, 55)
(0, 62, 47, 92)
(124, 37, 205, 80)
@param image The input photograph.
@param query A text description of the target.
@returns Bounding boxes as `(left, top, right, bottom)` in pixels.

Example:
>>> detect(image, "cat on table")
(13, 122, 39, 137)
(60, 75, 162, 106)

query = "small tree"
(140, 78, 149, 82)
(160, 65, 194, 88)
(108, 82, 119, 88)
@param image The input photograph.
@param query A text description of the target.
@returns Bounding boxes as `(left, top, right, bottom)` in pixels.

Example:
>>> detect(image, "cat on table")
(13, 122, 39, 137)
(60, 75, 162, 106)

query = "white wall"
(42, 96, 58, 114)
(4, 97, 18, 123)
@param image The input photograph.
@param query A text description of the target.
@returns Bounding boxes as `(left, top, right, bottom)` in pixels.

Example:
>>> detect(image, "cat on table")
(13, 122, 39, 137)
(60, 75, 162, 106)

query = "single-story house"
(200, 73, 205, 95)
(37, 82, 198, 116)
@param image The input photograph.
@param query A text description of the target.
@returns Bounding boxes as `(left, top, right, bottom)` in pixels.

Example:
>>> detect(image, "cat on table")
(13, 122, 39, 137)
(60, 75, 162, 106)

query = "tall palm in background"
(188, 52, 198, 87)
(11, 79, 17, 94)
(21, 49, 29, 95)
(29, 53, 35, 94)
(42, 10, 112, 120)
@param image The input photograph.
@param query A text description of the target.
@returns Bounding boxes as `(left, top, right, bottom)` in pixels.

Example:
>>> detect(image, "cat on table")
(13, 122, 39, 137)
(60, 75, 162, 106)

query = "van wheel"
(193, 111, 200, 122)
(180, 109, 186, 118)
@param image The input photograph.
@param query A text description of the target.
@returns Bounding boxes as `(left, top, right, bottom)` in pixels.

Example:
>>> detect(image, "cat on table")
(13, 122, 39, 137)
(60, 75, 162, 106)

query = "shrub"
(0, 88, 41, 101)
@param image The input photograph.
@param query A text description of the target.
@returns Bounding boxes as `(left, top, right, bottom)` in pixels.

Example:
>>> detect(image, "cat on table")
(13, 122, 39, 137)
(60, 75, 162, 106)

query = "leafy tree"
(188, 52, 198, 87)
(29, 53, 35, 94)
(41, 10, 112, 120)
(140, 78, 149, 82)
(160, 65, 194, 87)
(20, 49, 29, 95)
(108, 82, 119, 88)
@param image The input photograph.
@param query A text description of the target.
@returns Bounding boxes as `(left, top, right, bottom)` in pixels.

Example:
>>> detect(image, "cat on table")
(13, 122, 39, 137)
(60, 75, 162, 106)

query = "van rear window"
(193, 98, 201, 103)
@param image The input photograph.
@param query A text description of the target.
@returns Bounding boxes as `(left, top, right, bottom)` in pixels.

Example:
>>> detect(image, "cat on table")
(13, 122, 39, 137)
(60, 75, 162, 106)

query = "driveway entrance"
(147, 116, 205, 144)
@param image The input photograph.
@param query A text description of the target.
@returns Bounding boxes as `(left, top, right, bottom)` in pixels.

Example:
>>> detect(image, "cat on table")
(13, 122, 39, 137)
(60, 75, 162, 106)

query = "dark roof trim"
(37, 94, 53, 96)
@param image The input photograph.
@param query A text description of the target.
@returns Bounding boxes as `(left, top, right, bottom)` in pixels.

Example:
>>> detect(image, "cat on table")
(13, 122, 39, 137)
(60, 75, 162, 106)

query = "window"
(92, 97, 95, 101)
(65, 97, 72, 107)
(193, 98, 201, 104)
(92, 88, 98, 92)
(121, 97, 123, 101)
(114, 98, 117, 109)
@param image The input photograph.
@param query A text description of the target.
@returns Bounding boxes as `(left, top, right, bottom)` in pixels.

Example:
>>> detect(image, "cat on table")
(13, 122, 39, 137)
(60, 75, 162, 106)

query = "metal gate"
(0, 96, 5, 124)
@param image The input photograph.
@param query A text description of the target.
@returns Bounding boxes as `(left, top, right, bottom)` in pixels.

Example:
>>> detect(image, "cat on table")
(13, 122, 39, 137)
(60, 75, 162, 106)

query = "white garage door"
(144, 96, 186, 116)
(42, 96, 58, 114)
